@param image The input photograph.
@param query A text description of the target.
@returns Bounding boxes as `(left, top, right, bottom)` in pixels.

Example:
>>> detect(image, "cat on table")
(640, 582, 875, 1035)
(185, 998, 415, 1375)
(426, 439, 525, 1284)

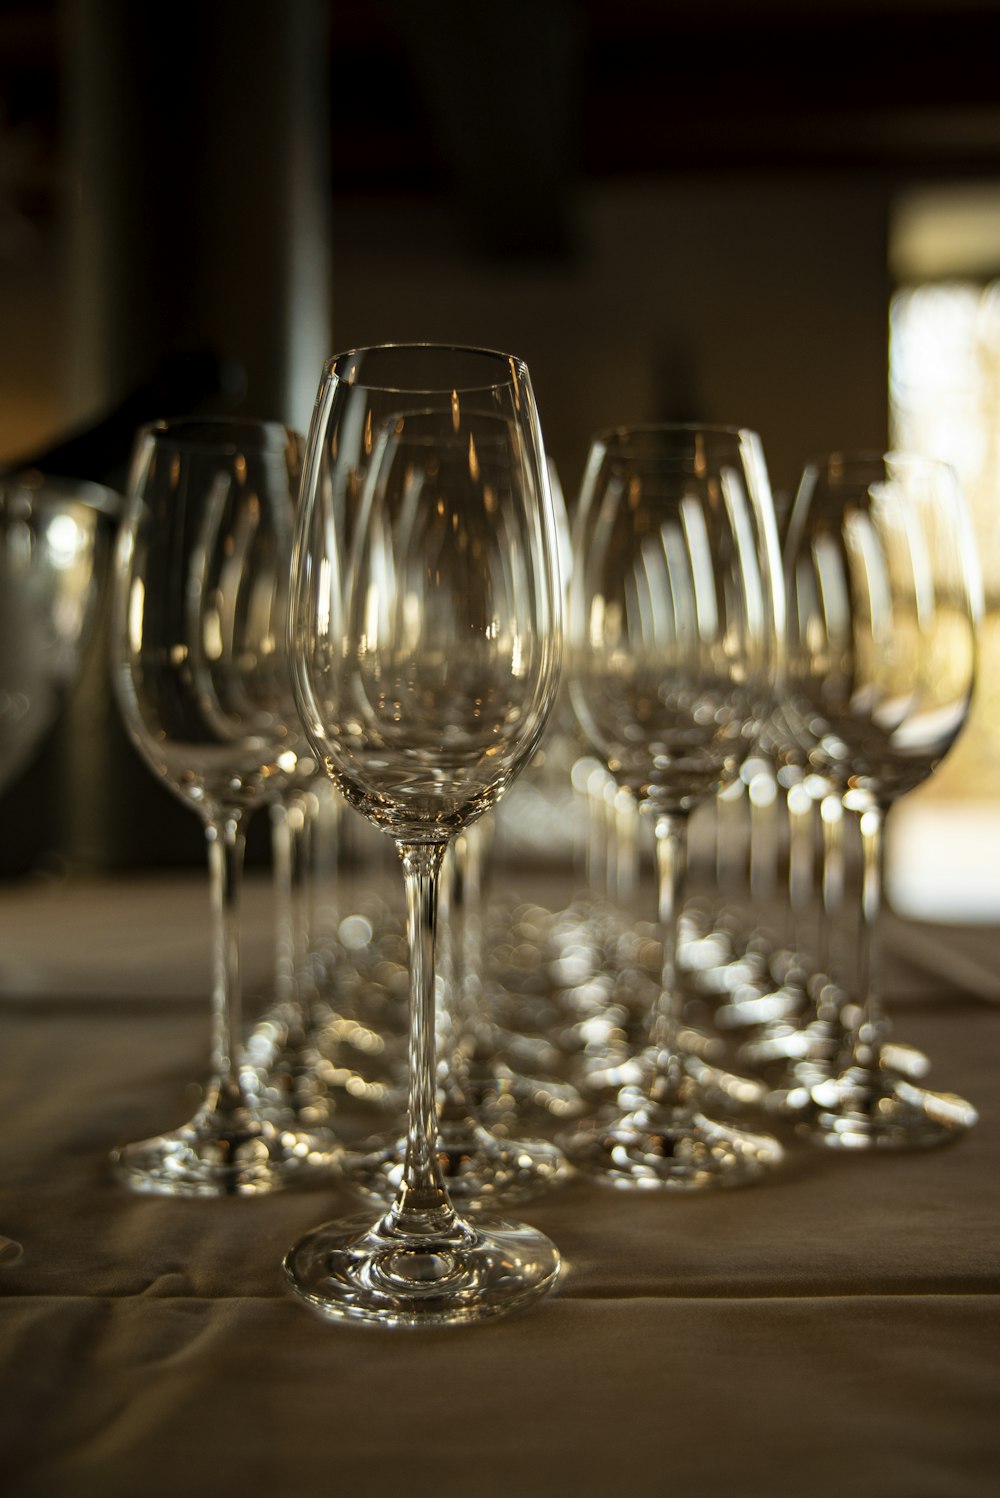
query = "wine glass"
(782, 451, 980, 1148)
(110, 417, 336, 1195)
(557, 424, 786, 1189)
(0, 471, 116, 791)
(284, 345, 564, 1327)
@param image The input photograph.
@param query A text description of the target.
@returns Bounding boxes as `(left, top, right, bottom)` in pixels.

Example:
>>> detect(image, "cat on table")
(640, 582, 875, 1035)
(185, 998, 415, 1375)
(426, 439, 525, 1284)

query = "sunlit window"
(891, 279, 1000, 798)
(886, 187, 1000, 919)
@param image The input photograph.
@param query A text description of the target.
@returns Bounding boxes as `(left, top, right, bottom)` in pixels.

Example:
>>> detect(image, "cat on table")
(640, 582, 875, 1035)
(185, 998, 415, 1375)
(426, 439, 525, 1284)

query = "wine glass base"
(739, 1018, 842, 1074)
(343, 1125, 572, 1210)
(283, 1211, 561, 1327)
(111, 1114, 339, 1198)
(557, 1104, 784, 1191)
(714, 981, 805, 1031)
(598, 1044, 767, 1119)
(747, 1030, 935, 1119)
(680, 1055, 768, 1115)
(803, 1067, 979, 1150)
(471, 1065, 587, 1128)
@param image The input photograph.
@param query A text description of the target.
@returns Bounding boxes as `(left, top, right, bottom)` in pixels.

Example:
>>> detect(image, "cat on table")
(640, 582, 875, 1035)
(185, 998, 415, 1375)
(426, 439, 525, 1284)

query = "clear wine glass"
(0, 472, 116, 791)
(283, 345, 564, 1327)
(782, 451, 981, 1148)
(110, 417, 336, 1195)
(557, 424, 786, 1189)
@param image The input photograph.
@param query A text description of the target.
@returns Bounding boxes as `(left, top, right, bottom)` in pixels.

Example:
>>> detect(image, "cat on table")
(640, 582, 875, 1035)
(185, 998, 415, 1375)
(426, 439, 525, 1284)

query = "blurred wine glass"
(557, 424, 785, 1189)
(782, 451, 981, 1148)
(110, 417, 335, 1195)
(242, 756, 336, 1133)
(284, 345, 564, 1327)
(0, 472, 116, 793)
(0, 470, 118, 1261)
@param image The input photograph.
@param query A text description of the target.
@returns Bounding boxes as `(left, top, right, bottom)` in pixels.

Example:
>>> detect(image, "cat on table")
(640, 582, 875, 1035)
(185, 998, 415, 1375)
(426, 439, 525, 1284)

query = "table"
(1, 873, 998, 1498)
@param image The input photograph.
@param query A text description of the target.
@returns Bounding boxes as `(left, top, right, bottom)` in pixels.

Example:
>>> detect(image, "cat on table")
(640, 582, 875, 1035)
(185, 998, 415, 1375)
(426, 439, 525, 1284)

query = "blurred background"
(1, 0, 999, 906)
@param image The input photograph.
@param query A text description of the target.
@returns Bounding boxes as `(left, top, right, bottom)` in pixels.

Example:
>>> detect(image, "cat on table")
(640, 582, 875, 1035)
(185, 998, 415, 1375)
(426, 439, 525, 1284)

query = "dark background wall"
(1, 0, 998, 875)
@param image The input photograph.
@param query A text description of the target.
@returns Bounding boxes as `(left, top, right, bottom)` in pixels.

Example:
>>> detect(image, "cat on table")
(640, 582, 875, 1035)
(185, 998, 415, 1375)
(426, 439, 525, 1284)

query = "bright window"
(886, 188, 1000, 919)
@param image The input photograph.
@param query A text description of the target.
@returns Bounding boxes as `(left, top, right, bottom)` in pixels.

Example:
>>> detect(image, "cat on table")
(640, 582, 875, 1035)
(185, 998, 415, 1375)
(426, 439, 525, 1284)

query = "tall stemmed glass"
(558, 425, 785, 1189)
(783, 451, 980, 1148)
(111, 418, 334, 1195)
(284, 346, 564, 1326)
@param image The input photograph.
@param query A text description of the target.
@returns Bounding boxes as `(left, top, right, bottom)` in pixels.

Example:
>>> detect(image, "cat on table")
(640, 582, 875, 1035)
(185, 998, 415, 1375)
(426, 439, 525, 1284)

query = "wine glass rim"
(0, 467, 121, 519)
(136, 416, 300, 455)
(325, 342, 530, 394)
(800, 448, 957, 476)
(591, 421, 757, 445)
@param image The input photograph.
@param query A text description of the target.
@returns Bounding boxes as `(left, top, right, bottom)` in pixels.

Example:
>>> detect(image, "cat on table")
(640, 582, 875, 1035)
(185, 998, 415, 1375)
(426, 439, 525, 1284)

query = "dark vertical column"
(25, 0, 334, 875)
(63, 0, 331, 429)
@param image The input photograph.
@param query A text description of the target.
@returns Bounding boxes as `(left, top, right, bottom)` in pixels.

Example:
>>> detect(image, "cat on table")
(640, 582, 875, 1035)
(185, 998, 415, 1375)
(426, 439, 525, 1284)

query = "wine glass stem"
(645, 810, 689, 1107)
(271, 793, 314, 1012)
(437, 838, 472, 1118)
(440, 825, 491, 1116)
(819, 790, 844, 981)
(271, 801, 294, 1008)
(586, 776, 609, 893)
(310, 781, 341, 960)
(787, 782, 815, 966)
(749, 776, 777, 904)
(615, 790, 639, 904)
(205, 809, 246, 1098)
(287, 794, 314, 1004)
(854, 801, 888, 1068)
(385, 841, 458, 1238)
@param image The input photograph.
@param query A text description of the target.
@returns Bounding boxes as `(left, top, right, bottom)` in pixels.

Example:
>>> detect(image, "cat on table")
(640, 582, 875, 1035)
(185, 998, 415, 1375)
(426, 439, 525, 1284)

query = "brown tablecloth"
(1, 875, 998, 1498)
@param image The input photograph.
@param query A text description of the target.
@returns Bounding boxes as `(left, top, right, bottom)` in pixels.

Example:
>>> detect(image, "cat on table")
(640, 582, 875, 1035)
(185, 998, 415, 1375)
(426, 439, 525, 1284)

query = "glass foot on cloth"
(112, 1101, 338, 1197)
(803, 1066, 978, 1150)
(284, 1211, 561, 1328)
(557, 1103, 784, 1191)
